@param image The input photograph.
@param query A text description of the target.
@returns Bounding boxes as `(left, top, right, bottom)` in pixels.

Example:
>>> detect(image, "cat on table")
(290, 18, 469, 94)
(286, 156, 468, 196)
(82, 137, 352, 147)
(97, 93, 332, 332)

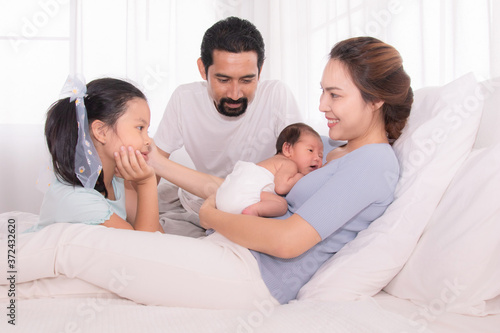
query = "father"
(154, 16, 302, 237)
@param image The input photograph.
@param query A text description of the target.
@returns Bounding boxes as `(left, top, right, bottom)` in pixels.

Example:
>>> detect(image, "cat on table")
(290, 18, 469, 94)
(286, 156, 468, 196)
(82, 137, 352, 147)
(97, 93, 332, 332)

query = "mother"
(16, 37, 412, 308)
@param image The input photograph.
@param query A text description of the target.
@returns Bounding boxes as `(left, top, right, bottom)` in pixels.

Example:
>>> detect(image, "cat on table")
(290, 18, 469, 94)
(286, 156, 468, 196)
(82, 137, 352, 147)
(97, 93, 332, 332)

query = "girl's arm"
(111, 146, 163, 233)
(199, 195, 321, 259)
(148, 141, 224, 199)
(273, 160, 304, 195)
(103, 213, 134, 230)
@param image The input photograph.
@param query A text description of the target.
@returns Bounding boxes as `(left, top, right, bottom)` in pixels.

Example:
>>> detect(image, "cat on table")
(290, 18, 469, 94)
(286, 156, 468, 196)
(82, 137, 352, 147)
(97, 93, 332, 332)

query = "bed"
(1, 73, 500, 332)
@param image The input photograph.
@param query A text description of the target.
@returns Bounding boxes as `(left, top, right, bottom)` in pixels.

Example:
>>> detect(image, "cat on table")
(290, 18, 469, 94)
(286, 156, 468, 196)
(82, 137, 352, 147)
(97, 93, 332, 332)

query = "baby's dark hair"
(45, 78, 146, 196)
(276, 122, 321, 154)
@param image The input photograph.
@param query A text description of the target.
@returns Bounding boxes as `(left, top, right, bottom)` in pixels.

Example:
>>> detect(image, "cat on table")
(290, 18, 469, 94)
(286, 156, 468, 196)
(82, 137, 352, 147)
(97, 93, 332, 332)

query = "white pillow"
(473, 77, 500, 149)
(384, 142, 500, 316)
(297, 73, 484, 301)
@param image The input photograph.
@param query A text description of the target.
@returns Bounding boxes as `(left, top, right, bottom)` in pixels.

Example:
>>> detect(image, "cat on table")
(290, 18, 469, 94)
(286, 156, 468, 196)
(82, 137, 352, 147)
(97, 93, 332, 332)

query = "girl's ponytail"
(45, 98, 80, 187)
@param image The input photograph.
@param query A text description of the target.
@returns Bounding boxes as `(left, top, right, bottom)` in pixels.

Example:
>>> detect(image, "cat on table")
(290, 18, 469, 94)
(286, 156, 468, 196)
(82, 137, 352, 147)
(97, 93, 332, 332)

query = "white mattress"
(2, 292, 499, 332)
(0, 295, 423, 333)
(374, 292, 500, 333)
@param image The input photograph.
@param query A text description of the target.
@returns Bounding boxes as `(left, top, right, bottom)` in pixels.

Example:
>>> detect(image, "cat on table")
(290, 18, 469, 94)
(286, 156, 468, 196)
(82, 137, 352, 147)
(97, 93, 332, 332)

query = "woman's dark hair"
(45, 78, 146, 196)
(276, 122, 321, 154)
(200, 16, 265, 75)
(329, 37, 413, 142)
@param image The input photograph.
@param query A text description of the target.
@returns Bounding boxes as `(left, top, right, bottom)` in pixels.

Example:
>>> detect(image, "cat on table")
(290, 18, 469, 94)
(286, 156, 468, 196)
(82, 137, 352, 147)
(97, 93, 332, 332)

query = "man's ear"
(90, 120, 108, 145)
(281, 142, 293, 157)
(258, 61, 264, 79)
(197, 58, 207, 80)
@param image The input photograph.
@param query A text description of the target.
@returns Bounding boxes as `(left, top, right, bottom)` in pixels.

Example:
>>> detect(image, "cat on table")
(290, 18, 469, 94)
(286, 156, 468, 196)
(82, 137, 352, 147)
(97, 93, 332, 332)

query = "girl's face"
(107, 98, 152, 161)
(286, 133, 323, 174)
(319, 59, 383, 145)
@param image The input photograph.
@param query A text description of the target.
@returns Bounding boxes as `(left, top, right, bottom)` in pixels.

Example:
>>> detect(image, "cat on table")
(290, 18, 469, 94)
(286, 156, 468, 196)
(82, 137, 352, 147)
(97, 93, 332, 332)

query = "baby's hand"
(114, 146, 155, 185)
(242, 205, 259, 216)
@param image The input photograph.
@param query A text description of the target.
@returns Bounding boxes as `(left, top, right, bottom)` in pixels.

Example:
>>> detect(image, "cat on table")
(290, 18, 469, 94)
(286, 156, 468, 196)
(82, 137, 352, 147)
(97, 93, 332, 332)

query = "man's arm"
(155, 147, 170, 184)
(148, 141, 223, 199)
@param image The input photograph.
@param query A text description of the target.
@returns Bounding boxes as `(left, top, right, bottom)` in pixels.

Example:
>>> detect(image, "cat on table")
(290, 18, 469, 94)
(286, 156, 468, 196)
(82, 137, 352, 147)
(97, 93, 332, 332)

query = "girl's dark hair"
(329, 37, 413, 142)
(45, 78, 146, 196)
(276, 122, 321, 154)
(200, 16, 265, 75)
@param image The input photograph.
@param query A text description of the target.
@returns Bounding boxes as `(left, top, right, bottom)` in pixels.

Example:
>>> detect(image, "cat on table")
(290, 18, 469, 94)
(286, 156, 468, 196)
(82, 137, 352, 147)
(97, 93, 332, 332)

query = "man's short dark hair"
(200, 16, 265, 75)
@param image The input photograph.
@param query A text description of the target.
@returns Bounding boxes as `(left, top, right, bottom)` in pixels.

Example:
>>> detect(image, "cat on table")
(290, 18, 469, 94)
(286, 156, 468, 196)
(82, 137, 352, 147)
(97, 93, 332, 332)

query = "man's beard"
(216, 97, 248, 117)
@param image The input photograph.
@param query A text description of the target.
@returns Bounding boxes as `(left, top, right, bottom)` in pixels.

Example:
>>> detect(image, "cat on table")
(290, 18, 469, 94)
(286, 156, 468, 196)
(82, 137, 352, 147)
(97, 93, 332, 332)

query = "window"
(1, 0, 70, 124)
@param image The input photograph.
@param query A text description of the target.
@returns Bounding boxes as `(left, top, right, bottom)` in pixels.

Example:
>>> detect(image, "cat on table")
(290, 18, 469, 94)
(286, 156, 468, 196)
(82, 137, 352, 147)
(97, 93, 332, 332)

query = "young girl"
(216, 123, 323, 217)
(36, 76, 163, 233)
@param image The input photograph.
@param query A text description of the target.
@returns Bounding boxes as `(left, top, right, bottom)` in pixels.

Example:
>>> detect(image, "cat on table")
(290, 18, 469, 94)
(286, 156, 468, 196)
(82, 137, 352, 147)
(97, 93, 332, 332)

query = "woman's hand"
(114, 146, 155, 185)
(199, 194, 217, 229)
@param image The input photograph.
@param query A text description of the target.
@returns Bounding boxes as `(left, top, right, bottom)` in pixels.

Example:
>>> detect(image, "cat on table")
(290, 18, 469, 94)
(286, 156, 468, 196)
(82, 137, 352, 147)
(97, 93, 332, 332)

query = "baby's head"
(276, 123, 323, 174)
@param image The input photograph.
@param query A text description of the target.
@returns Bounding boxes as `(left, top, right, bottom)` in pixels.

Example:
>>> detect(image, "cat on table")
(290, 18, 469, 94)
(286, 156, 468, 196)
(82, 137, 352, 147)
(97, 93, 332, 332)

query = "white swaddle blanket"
(216, 161, 276, 214)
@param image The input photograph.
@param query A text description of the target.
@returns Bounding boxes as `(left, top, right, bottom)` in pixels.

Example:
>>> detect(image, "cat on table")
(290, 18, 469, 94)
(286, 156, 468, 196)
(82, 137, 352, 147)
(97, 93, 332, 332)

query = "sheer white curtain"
(233, 0, 500, 134)
(119, 0, 500, 135)
(2, 0, 499, 132)
(1, 0, 499, 213)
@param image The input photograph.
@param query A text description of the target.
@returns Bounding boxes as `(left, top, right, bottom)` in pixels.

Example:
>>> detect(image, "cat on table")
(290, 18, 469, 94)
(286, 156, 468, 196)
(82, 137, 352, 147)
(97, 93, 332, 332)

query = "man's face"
(199, 50, 261, 117)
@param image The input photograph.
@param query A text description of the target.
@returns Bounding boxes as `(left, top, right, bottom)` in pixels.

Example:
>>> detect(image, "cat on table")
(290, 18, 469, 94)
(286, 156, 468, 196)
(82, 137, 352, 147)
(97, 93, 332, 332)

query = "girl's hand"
(199, 194, 217, 229)
(114, 146, 155, 185)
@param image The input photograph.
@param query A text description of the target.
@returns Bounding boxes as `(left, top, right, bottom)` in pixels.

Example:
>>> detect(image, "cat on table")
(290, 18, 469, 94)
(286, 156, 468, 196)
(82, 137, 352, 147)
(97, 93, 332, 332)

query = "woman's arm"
(148, 141, 223, 199)
(200, 195, 321, 259)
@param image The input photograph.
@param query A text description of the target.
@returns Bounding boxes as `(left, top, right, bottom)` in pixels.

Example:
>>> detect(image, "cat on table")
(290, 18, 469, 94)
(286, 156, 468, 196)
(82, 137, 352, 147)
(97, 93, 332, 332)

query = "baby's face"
(289, 133, 323, 174)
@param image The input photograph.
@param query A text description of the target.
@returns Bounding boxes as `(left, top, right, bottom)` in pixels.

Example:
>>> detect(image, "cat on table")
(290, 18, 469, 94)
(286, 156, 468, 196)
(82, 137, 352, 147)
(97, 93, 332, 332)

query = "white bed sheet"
(1, 212, 499, 333)
(2, 293, 498, 333)
(374, 292, 500, 333)
(0, 295, 430, 333)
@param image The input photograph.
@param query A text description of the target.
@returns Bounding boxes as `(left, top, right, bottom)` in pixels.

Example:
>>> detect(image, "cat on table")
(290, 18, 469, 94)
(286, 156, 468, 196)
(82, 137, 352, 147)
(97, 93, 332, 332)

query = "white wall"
(0, 124, 47, 213)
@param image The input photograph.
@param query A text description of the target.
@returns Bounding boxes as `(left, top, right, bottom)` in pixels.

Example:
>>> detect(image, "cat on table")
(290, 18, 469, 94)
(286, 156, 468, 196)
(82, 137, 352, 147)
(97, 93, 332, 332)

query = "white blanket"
(2, 211, 499, 332)
(0, 211, 427, 332)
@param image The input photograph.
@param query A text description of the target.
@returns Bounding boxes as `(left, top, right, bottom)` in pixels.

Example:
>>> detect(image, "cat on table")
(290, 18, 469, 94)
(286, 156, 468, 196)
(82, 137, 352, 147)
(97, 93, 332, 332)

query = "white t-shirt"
(154, 80, 302, 178)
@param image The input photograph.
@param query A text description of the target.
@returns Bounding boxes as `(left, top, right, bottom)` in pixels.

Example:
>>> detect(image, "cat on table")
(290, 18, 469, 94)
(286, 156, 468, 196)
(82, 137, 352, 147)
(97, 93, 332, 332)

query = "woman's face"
(319, 59, 382, 144)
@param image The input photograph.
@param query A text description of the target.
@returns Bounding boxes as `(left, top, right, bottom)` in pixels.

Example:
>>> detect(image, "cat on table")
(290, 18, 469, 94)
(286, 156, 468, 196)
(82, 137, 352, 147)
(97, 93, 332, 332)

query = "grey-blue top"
(252, 143, 400, 304)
